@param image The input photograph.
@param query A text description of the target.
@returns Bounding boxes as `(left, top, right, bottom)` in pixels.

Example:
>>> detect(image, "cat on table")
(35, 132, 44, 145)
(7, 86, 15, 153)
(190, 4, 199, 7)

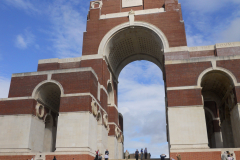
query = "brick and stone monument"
(1, 0, 240, 159)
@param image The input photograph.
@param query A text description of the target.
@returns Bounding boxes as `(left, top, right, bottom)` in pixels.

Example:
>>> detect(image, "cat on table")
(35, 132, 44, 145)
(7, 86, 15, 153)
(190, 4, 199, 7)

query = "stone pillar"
(108, 136, 118, 159)
(55, 112, 97, 154)
(97, 124, 108, 154)
(168, 106, 209, 150)
(230, 103, 240, 147)
(117, 142, 123, 159)
(212, 120, 223, 148)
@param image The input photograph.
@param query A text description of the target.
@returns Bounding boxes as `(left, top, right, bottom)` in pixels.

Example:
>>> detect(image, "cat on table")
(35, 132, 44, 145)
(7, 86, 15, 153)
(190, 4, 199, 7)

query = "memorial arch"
(1, 0, 240, 159)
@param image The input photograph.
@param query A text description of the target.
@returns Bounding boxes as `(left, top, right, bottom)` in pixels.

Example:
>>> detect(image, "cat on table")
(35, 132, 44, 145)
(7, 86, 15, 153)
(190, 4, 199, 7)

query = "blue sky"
(0, 0, 240, 158)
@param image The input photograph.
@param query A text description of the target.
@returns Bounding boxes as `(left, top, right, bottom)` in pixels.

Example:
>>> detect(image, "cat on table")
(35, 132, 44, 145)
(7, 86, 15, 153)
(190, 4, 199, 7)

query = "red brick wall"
(108, 106, 119, 125)
(235, 86, 240, 103)
(0, 155, 34, 160)
(170, 151, 221, 160)
(59, 62, 81, 69)
(235, 151, 240, 160)
(108, 124, 115, 136)
(38, 63, 59, 71)
(83, 2, 187, 56)
(59, 96, 91, 113)
(46, 154, 94, 160)
(165, 62, 212, 87)
(217, 59, 240, 83)
(167, 89, 203, 107)
(9, 75, 47, 97)
(0, 99, 37, 115)
(52, 71, 98, 98)
(81, 59, 104, 86)
(217, 46, 240, 57)
(144, 0, 165, 10)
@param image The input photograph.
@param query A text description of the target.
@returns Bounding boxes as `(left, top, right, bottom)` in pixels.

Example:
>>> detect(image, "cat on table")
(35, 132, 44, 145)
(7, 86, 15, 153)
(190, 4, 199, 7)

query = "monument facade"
(1, 0, 240, 159)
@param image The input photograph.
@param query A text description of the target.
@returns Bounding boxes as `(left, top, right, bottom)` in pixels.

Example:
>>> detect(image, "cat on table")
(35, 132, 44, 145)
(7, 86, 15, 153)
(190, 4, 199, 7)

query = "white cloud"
(47, 1, 86, 58)
(0, 77, 10, 98)
(3, 0, 40, 14)
(220, 18, 240, 43)
(118, 61, 168, 158)
(15, 30, 35, 49)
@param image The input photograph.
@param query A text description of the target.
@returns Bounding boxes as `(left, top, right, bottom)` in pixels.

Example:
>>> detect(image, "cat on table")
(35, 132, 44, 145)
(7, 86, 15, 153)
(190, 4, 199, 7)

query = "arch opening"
(117, 61, 167, 158)
(201, 70, 237, 148)
(34, 82, 61, 152)
(103, 25, 168, 158)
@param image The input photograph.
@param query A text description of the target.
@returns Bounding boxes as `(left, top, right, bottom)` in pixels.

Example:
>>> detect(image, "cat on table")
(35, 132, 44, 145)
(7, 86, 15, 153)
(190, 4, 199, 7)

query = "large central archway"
(101, 23, 168, 158)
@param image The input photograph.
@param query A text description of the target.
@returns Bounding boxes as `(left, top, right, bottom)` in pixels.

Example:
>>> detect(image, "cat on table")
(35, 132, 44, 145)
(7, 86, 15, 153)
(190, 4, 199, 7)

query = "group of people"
(133, 148, 149, 160)
(222, 151, 234, 160)
(95, 149, 109, 160)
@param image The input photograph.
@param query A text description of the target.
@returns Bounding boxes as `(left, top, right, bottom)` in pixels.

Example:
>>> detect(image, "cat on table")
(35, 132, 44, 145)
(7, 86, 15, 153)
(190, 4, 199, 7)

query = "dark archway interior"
(201, 70, 237, 148)
(34, 82, 61, 152)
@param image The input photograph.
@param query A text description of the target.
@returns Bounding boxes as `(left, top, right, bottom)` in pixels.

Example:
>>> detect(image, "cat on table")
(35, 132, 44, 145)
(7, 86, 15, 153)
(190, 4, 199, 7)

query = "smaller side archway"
(33, 81, 62, 152)
(200, 69, 238, 148)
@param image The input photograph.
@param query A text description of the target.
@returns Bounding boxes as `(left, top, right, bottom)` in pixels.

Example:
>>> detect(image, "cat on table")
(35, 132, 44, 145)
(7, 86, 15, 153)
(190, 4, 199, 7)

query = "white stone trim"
(108, 104, 118, 111)
(169, 105, 203, 108)
(165, 54, 240, 65)
(165, 45, 215, 53)
(216, 42, 240, 49)
(108, 122, 120, 128)
(12, 67, 98, 81)
(32, 79, 65, 97)
(165, 42, 240, 53)
(0, 97, 33, 101)
(170, 147, 240, 153)
(197, 67, 240, 87)
(38, 55, 103, 64)
(100, 8, 165, 19)
(101, 85, 108, 95)
(167, 86, 201, 91)
(98, 21, 169, 56)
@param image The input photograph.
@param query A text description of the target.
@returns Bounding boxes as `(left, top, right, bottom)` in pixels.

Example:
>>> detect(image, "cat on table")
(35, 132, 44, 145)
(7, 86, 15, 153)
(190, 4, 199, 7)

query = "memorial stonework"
(0, 0, 240, 160)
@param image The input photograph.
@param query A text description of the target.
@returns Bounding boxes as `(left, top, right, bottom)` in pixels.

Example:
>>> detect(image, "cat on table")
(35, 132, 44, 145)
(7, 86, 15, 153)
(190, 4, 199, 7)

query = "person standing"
(125, 150, 129, 160)
(228, 155, 233, 160)
(144, 148, 147, 159)
(135, 149, 139, 160)
(160, 154, 166, 160)
(140, 148, 143, 160)
(98, 154, 102, 160)
(176, 154, 181, 160)
(105, 149, 109, 156)
(222, 152, 228, 160)
(95, 150, 99, 160)
(231, 153, 234, 160)
(53, 156, 57, 160)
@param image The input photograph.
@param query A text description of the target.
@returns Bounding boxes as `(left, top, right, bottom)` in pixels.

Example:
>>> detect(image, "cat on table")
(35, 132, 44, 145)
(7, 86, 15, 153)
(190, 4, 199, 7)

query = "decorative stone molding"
(96, 111, 102, 122)
(103, 114, 108, 127)
(120, 134, 124, 143)
(91, 1, 103, 9)
(115, 127, 121, 138)
(107, 125, 110, 133)
(91, 99, 98, 116)
(36, 103, 45, 118)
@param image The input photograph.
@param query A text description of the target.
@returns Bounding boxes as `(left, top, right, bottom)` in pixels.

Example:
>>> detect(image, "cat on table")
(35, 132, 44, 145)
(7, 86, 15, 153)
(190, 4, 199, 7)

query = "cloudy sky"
(0, 0, 240, 158)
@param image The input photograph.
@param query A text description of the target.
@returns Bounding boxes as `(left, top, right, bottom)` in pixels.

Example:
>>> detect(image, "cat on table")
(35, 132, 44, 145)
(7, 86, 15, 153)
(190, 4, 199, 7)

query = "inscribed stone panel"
(122, 0, 143, 8)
